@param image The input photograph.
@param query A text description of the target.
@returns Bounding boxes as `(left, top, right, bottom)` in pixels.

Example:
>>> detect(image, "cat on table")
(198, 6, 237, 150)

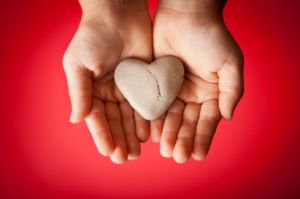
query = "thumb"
(217, 55, 244, 120)
(63, 61, 93, 123)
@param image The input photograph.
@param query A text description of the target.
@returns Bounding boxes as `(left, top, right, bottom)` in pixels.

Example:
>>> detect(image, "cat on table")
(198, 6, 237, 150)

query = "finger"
(63, 63, 92, 123)
(160, 99, 184, 158)
(150, 114, 165, 143)
(85, 99, 115, 156)
(120, 101, 141, 160)
(105, 102, 128, 164)
(192, 99, 221, 161)
(218, 57, 244, 119)
(134, 111, 150, 142)
(173, 103, 200, 163)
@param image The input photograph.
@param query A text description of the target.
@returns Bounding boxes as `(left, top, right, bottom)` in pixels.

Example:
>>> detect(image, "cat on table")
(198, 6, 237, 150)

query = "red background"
(1, 0, 300, 198)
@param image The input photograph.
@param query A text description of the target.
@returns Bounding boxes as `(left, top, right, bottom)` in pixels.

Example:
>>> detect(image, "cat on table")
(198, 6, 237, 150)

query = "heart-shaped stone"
(114, 56, 184, 120)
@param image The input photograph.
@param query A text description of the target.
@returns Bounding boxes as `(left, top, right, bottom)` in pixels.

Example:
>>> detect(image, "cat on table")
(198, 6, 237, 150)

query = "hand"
(151, 0, 244, 163)
(62, 0, 152, 163)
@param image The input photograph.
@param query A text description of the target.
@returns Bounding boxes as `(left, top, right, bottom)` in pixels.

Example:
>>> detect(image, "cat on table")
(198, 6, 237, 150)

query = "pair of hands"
(63, 0, 243, 164)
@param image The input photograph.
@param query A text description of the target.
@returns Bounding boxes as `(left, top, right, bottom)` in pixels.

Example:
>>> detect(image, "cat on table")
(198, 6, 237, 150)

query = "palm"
(151, 8, 243, 163)
(63, 9, 152, 163)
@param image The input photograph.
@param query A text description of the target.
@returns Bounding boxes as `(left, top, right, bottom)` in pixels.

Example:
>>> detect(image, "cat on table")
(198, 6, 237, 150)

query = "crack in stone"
(146, 67, 162, 99)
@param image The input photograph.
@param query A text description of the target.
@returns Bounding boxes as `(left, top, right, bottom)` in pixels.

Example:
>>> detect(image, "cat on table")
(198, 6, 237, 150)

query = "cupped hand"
(62, 1, 152, 163)
(151, 2, 244, 163)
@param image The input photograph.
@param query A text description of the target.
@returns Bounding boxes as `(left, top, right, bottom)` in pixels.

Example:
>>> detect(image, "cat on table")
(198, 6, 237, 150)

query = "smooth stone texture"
(114, 56, 184, 120)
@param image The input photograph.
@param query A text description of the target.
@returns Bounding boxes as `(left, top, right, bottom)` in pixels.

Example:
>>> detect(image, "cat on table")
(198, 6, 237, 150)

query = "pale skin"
(63, 0, 243, 164)
(150, 0, 244, 163)
(63, 0, 152, 163)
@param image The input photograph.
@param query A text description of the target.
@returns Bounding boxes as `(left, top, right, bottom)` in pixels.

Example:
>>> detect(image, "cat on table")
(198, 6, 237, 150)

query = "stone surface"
(114, 56, 184, 120)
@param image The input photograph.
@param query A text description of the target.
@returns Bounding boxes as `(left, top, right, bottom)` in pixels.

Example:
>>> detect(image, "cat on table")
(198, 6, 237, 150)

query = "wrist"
(79, 0, 148, 22)
(158, 0, 225, 16)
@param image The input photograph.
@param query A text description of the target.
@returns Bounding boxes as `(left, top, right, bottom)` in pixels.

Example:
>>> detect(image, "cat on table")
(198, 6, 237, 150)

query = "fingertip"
(128, 153, 140, 160)
(174, 157, 188, 164)
(98, 142, 115, 157)
(127, 140, 141, 160)
(192, 141, 212, 161)
(219, 95, 237, 120)
(191, 152, 207, 161)
(173, 147, 189, 164)
(110, 147, 128, 164)
(92, 132, 115, 157)
(220, 110, 233, 120)
(70, 102, 91, 123)
(137, 131, 150, 142)
(160, 143, 173, 158)
(134, 111, 150, 142)
(192, 136, 211, 161)
(69, 115, 77, 123)
(110, 157, 126, 164)
(69, 112, 82, 123)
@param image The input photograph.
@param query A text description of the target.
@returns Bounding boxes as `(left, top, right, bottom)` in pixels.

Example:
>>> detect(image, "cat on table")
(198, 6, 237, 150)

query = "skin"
(63, 0, 244, 164)
(150, 0, 244, 163)
(62, 0, 152, 164)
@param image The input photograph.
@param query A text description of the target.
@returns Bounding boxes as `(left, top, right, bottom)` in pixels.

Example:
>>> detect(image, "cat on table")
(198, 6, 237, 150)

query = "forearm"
(158, 0, 226, 15)
(79, 0, 148, 19)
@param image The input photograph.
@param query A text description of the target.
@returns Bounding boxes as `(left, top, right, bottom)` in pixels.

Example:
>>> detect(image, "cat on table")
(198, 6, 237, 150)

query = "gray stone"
(114, 56, 184, 120)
